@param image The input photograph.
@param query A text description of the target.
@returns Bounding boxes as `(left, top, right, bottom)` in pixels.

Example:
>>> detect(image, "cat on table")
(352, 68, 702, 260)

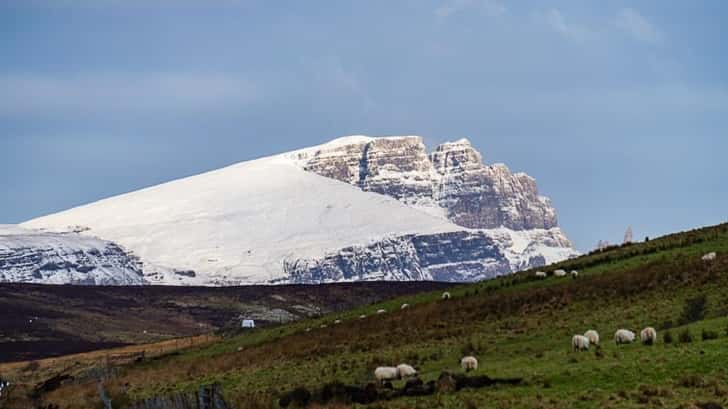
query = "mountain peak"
(294, 135, 559, 231)
(18, 135, 576, 286)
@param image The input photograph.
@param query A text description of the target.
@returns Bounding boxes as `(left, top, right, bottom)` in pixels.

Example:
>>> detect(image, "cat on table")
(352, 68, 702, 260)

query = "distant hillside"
(0, 281, 451, 363)
(2, 222, 726, 408)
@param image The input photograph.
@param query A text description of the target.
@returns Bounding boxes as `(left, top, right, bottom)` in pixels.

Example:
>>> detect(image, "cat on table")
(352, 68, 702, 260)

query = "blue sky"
(1, 0, 726, 251)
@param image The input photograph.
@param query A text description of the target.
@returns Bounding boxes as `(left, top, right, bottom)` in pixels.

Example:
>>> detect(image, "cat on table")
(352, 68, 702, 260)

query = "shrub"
(678, 374, 706, 388)
(278, 386, 311, 408)
(679, 295, 707, 325)
(701, 329, 719, 341)
(660, 320, 674, 330)
(663, 331, 673, 344)
(679, 328, 693, 343)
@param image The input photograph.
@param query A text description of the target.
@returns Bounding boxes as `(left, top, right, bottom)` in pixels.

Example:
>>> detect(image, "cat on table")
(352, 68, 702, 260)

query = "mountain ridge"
(16, 135, 577, 285)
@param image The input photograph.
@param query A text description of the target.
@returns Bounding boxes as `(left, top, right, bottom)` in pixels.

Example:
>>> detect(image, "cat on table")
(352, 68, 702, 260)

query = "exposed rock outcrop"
(0, 225, 144, 285)
(281, 231, 512, 284)
(294, 136, 559, 230)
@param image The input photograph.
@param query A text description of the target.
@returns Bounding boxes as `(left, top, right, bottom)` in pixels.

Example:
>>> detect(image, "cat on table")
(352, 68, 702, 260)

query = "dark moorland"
(0, 281, 452, 363)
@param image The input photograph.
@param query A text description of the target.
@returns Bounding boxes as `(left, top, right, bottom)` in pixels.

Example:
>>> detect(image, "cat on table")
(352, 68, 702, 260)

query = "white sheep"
(396, 363, 418, 378)
(460, 356, 478, 372)
(535, 271, 547, 278)
(401, 303, 410, 310)
(377, 309, 387, 315)
(584, 330, 600, 346)
(640, 327, 657, 345)
(702, 252, 717, 262)
(572, 335, 590, 351)
(334, 319, 342, 325)
(442, 291, 451, 300)
(554, 269, 567, 277)
(359, 314, 367, 319)
(570, 270, 579, 278)
(374, 366, 401, 384)
(305, 327, 311, 332)
(320, 324, 328, 329)
(614, 329, 636, 344)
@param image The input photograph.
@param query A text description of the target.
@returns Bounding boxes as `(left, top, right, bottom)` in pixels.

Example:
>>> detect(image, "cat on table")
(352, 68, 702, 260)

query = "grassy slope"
(11, 223, 728, 408)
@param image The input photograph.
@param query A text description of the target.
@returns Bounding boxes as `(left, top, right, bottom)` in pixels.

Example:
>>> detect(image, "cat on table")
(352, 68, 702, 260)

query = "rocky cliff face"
(0, 225, 144, 285)
(283, 135, 576, 282)
(280, 231, 511, 284)
(295, 136, 559, 230)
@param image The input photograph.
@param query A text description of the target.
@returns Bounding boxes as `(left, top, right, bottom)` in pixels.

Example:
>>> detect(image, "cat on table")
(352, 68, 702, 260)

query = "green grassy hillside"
(6, 223, 728, 408)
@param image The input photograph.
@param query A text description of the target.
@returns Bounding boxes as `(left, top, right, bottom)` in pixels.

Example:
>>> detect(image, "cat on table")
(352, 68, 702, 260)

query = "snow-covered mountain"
(0, 225, 144, 285)
(18, 135, 578, 285)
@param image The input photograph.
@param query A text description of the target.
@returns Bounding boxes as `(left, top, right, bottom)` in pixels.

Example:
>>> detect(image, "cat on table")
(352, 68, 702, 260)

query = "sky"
(1, 0, 726, 251)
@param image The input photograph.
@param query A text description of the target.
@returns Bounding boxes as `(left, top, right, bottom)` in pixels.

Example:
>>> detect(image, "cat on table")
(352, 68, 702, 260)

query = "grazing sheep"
(0, 379, 9, 398)
(442, 292, 451, 300)
(584, 330, 600, 346)
(401, 303, 410, 310)
(702, 252, 717, 262)
(640, 327, 657, 345)
(334, 319, 342, 325)
(460, 356, 478, 372)
(554, 269, 567, 277)
(377, 309, 387, 315)
(305, 327, 311, 332)
(535, 271, 547, 278)
(359, 314, 367, 319)
(570, 270, 579, 278)
(374, 367, 401, 384)
(614, 329, 636, 344)
(320, 324, 328, 329)
(572, 335, 590, 351)
(396, 364, 418, 378)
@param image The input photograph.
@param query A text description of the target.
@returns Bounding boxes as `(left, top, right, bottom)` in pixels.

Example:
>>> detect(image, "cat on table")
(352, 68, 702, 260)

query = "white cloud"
(538, 9, 590, 42)
(0, 73, 258, 118)
(435, 0, 505, 18)
(615, 8, 663, 44)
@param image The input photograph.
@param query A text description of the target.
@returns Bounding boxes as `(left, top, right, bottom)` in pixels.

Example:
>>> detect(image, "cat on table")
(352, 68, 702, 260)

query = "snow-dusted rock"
(280, 231, 511, 284)
(0, 225, 144, 285)
(293, 136, 560, 231)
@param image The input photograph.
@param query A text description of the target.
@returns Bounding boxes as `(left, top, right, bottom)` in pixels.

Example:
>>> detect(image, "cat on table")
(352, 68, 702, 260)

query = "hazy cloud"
(615, 8, 663, 44)
(537, 9, 590, 42)
(435, 0, 505, 18)
(0, 73, 258, 118)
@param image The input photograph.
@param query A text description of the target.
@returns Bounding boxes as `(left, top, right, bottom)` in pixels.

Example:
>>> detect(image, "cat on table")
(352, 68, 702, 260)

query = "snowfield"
(23, 155, 462, 284)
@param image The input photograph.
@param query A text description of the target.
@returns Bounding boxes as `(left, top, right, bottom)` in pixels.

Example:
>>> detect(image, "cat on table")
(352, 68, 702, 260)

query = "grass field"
(2, 223, 728, 408)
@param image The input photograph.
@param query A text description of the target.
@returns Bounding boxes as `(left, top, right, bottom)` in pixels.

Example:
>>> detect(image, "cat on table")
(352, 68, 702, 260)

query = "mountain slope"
(23, 156, 467, 284)
(0, 225, 144, 285)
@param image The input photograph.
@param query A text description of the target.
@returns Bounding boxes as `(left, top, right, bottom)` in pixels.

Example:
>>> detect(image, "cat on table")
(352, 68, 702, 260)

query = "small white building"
(241, 319, 255, 329)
